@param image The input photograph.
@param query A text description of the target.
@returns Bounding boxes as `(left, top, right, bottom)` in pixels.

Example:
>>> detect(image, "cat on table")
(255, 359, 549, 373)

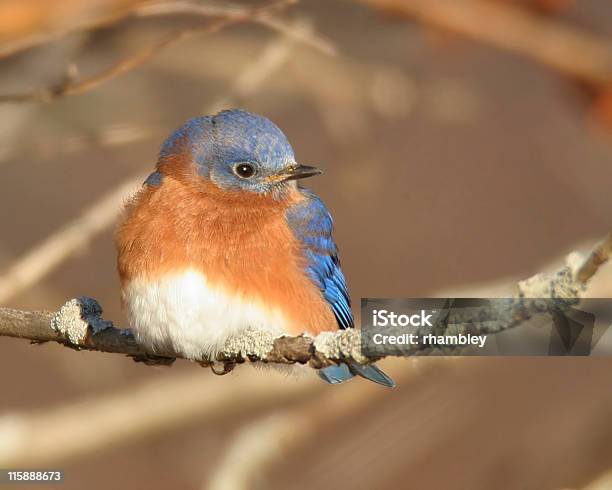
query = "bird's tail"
(318, 363, 395, 388)
(318, 364, 354, 384)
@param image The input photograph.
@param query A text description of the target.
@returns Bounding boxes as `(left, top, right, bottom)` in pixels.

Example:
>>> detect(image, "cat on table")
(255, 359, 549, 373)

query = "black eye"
(234, 163, 256, 179)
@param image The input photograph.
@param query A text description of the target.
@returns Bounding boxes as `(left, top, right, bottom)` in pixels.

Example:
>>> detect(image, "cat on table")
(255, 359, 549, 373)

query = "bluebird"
(116, 109, 394, 387)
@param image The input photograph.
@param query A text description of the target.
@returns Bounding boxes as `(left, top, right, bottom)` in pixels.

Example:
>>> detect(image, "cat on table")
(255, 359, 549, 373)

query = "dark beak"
(283, 164, 323, 181)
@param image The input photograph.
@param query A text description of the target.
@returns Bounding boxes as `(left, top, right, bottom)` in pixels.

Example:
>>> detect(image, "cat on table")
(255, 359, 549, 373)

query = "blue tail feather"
(319, 363, 395, 388)
(348, 363, 395, 388)
(318, 364, 355, 384)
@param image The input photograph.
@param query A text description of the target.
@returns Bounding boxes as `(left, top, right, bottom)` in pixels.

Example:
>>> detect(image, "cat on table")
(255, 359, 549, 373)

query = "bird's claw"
(209, 360, 235, 375)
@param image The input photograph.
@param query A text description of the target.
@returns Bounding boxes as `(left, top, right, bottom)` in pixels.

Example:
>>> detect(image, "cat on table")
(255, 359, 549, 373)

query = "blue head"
(158, 109, 321, 195)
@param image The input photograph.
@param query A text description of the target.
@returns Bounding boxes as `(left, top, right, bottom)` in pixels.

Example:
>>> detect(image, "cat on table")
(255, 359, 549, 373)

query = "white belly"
(123, 269, 290, 360)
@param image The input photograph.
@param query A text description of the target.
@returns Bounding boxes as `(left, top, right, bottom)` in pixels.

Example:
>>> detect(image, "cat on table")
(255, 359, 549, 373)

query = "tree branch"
(0, 368, 323, 467)
(133, 0, 335, 56)
(1, 233, 610, 368)
(0, 0, 334, 104)
(0, 26, 222, 104)
(354, 0, 612, 88)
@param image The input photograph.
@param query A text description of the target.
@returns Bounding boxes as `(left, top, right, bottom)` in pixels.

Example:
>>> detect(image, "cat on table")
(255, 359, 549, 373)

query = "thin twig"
(208, 26, 299, 112)
(0, 0, 333, 104)
(0, 26, 221, 104)
(0, 0, 302, 59)
(575, 232, 612, 284)
(355, 0, 612, 88)
(0, 1, 143, 59)
(133, 0, 336, 56)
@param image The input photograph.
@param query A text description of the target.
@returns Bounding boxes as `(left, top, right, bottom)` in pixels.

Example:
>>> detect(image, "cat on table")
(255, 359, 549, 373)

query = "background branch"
(0, 368, 323, 467)
(0, 0, 333, 104)
(0, 176, 144, 304)
(355, 0, 612, 88)
(205, 368, 398, 490)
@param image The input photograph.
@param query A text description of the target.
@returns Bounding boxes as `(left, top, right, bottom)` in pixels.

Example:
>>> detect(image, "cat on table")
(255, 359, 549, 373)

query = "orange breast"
(116, 173, 337, 335)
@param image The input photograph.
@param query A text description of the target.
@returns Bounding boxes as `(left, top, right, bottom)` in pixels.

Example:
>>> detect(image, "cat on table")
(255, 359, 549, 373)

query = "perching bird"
(116, 109, 394, 387)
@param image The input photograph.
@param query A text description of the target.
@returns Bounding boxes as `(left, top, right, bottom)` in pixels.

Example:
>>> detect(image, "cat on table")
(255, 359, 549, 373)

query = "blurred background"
(1, 0, 612, 488)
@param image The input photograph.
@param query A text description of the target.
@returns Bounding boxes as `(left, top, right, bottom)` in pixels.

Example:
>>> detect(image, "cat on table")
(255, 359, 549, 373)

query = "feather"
(286, 188, 353, 329)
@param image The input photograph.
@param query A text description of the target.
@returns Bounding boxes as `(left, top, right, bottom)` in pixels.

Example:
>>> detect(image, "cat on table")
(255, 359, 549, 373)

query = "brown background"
(1, 0, 612, 489)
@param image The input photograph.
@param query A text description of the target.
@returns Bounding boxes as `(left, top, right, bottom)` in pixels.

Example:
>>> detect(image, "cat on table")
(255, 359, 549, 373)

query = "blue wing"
(285, 188, 353, 330)
(285, 187, 395, 388)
